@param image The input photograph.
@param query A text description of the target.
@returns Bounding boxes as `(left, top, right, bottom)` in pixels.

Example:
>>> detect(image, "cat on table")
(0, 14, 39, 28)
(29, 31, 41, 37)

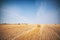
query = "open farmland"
(0, 24, 60, 40)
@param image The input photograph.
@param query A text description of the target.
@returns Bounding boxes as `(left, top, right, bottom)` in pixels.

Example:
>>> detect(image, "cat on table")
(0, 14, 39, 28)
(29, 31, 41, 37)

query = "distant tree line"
(1, 23, 28, 25)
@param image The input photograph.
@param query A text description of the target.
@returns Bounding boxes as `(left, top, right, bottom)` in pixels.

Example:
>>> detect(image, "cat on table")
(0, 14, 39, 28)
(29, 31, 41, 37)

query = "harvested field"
(0, 24, 60, 40)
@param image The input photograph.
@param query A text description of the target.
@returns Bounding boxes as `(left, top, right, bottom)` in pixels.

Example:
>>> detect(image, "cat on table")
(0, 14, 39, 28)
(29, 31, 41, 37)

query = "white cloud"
(1, 6, 31, 24)
(36, 2, 59, 24)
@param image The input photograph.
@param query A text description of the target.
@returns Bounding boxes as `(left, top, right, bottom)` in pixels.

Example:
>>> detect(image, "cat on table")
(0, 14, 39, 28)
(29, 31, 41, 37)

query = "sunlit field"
(0, 24, 60, 40)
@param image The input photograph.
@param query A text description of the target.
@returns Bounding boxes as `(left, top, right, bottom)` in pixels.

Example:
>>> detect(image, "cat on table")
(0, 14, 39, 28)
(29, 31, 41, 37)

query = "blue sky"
(0, 0, 60, 24)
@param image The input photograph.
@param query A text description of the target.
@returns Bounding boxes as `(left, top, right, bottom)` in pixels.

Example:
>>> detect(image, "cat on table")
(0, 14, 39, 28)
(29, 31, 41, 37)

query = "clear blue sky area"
(0, 0, 60, 24)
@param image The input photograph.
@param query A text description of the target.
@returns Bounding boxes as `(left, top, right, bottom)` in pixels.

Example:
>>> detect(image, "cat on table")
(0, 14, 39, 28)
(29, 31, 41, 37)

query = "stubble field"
(0, 24, 60, 40)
